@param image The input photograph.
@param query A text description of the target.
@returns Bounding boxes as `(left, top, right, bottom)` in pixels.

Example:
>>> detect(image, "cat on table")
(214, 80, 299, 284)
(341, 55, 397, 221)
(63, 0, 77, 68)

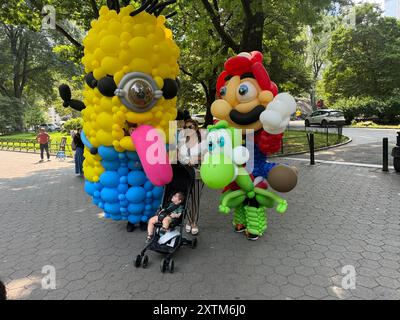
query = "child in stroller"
(146, 191, 185, 243)
(134, 163, 198, 273)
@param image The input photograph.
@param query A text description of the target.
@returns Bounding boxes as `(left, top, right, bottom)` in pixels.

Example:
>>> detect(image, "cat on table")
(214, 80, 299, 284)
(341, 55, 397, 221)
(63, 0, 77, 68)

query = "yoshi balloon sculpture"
(58, 2, 179, 227)
(200, 121, 288, 239)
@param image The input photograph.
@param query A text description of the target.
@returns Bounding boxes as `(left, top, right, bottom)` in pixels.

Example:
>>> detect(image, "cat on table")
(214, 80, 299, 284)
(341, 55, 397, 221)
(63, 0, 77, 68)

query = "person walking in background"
(36, 127, 51, 162)
(73, 128, 85, 177)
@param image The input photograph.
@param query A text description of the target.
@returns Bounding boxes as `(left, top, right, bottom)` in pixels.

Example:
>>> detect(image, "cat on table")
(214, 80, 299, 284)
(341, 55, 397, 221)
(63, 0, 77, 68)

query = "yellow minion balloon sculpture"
(59, 1, 180, 229)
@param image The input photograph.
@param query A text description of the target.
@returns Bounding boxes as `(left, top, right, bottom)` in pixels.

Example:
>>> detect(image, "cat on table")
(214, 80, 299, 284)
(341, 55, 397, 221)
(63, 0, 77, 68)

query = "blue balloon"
(100, 171, 120, 188)
(127, 171, 147, 186)
(84, 181, 96, 196)
(120, 207, 127, 213)
(152, 186, 164, 199)
(120, 200, 129, 207)
(128, 215, 141, 224)
(118, 153, 127, 160)
(126, 187, 146, 204)
(111, 214, 122, 221)
(145, 198, 152, 204)
(127, 203, 145, 215)
(144, 181, 154, 191)
(152, 199, 161, 210)
(127, 161, 143, 170)
(119, 176, 127, 184)
(81, 130, 93, 148)
(118, 167, 129, 177)
(101, 160, 120, 171)
(101, 188, 119, 203)
(144, 210, 154, 217)
(126, 151, 139, 161)
(98, 146, 120, 161)
(141, 216, 149, 223)
(104, 212, 111, 219)
(127, 161, 135, 170)
(145, 204, 152, 211)
(99, 202, 104, 209)
(146, 191, 153, 199)
(104, 202, 121, 215)
(118, 194, 126, 201)
(93, 198, 100, 205)
(117, 183, 129, 194)
(94, 182, 103, 190)
(94, 191, 100, 198)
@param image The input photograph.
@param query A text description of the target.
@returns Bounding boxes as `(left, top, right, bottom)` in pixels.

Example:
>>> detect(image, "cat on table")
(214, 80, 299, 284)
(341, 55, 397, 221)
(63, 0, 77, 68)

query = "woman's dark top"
(73, 133, 84, 149)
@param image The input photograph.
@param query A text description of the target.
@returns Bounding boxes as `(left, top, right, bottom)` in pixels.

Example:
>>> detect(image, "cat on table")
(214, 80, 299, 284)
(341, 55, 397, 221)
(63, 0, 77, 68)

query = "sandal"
(185, 224, 192, 233)
(145, 234, 152, 243)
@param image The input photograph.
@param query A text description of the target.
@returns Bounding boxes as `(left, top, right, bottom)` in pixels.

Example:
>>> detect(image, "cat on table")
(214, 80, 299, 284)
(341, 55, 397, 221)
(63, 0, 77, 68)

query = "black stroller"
(134, 163, 198, 273)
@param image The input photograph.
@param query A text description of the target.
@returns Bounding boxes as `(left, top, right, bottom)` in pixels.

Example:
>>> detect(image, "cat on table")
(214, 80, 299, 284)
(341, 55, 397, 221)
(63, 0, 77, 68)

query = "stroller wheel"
(191, 238, 198, 249)
(168, 259, 175, 273)
(142, 255, 149, 268)
(160, 258, 167, 273)
(134, 255, 142, 268)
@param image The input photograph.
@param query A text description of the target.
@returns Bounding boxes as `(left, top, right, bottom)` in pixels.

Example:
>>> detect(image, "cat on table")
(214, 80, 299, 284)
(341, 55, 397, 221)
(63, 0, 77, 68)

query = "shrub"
(62, 118, 83, 132)
(332, 95, 400, 125)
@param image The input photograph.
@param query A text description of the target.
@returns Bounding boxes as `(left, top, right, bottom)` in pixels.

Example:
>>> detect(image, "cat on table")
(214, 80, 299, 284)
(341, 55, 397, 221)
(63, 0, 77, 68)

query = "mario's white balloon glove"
(259, 93, 297, 135)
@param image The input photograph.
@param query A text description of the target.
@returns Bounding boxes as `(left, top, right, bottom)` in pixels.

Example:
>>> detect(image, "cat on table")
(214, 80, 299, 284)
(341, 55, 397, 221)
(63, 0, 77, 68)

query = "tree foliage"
(324, 4, 400, 103)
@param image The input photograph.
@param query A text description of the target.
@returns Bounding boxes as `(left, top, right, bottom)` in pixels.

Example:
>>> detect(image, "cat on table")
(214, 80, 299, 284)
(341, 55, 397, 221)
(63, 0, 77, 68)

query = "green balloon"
(200, 154, 235, 189)
(235, 167, 254, 192)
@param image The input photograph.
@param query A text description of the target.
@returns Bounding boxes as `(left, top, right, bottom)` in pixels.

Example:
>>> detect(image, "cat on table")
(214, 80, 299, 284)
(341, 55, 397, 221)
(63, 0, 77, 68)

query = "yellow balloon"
(100, 35, 120, 54)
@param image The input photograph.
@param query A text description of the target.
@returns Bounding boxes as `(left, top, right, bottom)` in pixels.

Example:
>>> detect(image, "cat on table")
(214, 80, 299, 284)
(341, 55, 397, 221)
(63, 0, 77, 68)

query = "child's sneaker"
(246, 231, 259, 241)
(234, 224, 246, 233)
(145, 235, 152, 244)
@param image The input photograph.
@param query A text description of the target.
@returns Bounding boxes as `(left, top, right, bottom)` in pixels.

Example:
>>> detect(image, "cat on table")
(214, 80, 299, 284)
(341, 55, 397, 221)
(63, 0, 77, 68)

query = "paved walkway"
(1, 151, 399, 300)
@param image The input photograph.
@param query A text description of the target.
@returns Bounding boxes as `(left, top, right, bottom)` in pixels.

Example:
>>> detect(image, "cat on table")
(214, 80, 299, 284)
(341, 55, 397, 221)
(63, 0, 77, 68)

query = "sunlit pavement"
(1, 151, 399, 300)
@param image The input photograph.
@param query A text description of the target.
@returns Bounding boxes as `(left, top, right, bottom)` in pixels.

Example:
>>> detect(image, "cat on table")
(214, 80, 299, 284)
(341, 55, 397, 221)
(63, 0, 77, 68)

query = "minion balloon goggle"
(115, 72, 169, 113)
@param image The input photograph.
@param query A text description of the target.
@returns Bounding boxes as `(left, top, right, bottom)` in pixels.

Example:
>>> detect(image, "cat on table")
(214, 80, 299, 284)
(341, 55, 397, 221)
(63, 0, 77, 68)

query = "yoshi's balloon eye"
(208, 141, 214, 151)
(218, 136, 225, 147)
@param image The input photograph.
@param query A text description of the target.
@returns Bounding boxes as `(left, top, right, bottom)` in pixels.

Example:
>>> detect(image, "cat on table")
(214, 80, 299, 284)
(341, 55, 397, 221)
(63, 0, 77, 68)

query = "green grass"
(280, 130, 349, 155)
(350, 121, 400, 129)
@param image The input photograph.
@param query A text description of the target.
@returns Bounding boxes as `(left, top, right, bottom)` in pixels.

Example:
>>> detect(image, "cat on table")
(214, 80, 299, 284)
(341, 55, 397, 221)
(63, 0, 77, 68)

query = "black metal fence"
(276, 126, 345, 156)
(0, 139, 73, 157)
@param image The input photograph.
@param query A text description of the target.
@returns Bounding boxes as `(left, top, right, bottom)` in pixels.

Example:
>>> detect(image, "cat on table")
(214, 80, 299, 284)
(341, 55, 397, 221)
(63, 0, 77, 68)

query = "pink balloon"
(131, 125, 172, 186)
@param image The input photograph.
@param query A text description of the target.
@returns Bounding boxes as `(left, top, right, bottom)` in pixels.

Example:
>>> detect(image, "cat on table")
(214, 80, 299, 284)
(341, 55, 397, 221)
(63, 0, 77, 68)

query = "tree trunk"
(240, 0, 264, 52)
(204, 78, 217, 127)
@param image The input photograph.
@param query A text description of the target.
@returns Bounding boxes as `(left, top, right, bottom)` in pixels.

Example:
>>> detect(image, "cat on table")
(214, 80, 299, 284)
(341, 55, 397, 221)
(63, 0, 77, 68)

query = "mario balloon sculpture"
(209, 51, 298, 240)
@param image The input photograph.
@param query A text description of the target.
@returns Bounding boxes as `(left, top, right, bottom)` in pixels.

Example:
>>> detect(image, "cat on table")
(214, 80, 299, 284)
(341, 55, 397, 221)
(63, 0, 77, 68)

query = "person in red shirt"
(36, 128, 51, 162)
